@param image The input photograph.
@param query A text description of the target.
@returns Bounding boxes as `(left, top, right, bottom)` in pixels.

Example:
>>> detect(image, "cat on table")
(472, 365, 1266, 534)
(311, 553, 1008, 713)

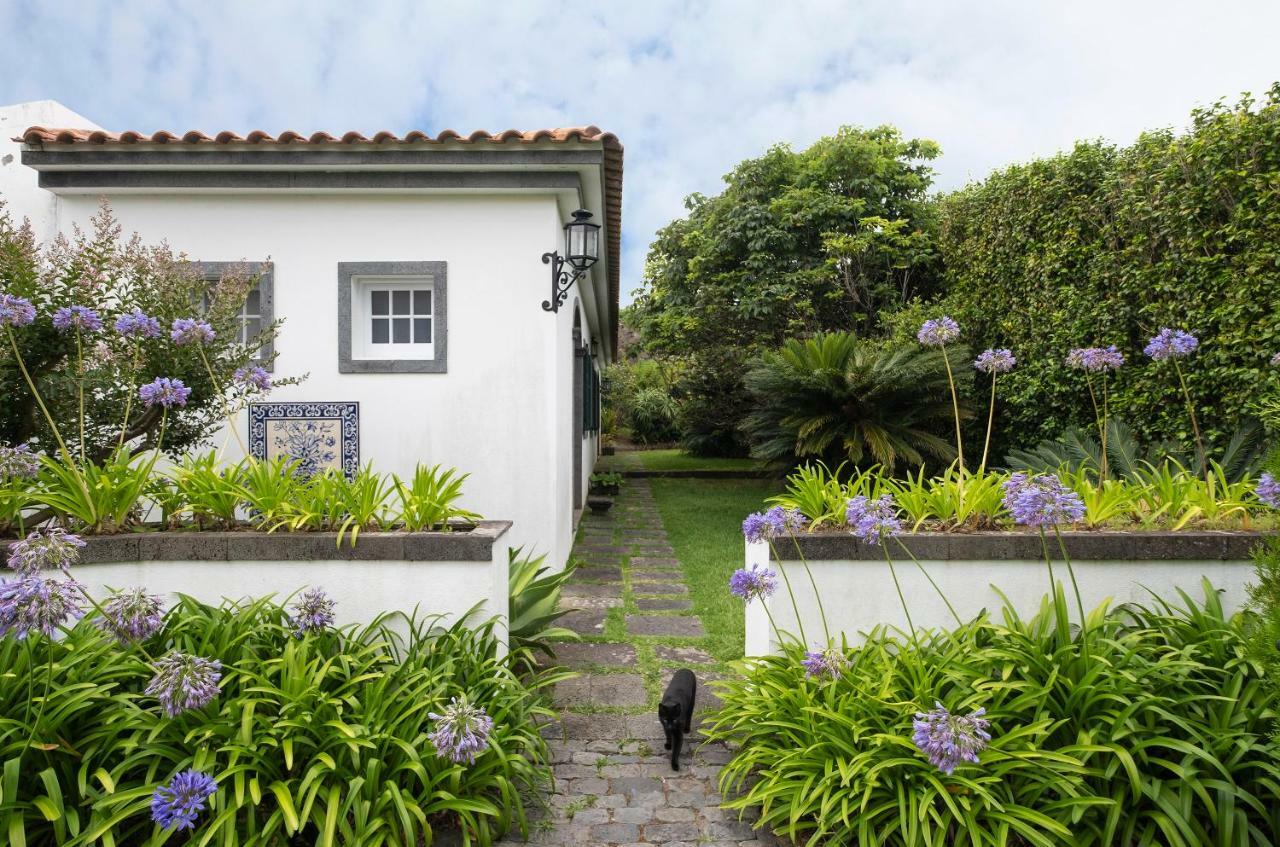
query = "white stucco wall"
(0, 101, 100, 239)
(744, 541, 1256, 656)
(45, 191, 583, 567)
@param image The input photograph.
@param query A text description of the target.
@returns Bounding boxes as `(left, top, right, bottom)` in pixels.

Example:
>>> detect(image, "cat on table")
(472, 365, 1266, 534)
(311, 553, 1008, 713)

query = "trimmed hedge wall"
(935, 86, 1280, 454)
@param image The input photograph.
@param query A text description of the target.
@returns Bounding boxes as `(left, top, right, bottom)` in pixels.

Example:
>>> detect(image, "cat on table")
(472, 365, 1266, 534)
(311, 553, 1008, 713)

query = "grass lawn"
(649, 477, 777, 662)
(604, 448, 768, 472)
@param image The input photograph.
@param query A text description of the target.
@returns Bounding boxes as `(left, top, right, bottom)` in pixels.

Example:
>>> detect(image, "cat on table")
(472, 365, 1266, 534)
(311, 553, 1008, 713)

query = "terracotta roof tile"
(18, 125, 624, 350)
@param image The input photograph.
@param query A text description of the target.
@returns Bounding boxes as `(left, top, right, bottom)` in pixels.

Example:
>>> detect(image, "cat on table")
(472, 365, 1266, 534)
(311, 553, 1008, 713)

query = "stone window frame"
(191, 261, 275, 371)
(338, 262, 448, 374)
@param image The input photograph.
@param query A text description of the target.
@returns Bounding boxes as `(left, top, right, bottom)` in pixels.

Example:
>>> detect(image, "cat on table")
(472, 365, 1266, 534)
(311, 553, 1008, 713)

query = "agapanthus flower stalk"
(145, 652, 223, 717)
(7, 528, 86, 576)
(912, 702, 992, 775)
(974, 349, 1015, 475)
(919, 317, 965, 474)
(151, 769, 218, 831)
(1144, 328, 1206, 477)
(429, 696, 494, 764)
(742, 507, 816, 644)
(1066, 345, 1123, 479)
(289, 587, 335, 636)
(99, 587, 165, 644)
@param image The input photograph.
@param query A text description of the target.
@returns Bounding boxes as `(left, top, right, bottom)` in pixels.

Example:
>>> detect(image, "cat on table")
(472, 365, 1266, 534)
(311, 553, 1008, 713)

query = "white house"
(0, 100, 623, 569)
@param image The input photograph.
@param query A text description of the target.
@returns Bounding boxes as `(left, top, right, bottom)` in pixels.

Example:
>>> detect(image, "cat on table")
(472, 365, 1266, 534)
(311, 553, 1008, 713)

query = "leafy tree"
(0, 200, 295, 459)
(742, 332, 969, 470)
(632, 126, 943, 454)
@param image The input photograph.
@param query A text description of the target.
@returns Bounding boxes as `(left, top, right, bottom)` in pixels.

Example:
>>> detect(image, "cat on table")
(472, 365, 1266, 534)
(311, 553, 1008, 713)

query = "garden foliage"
(0, 596, 559, 846)
(709, 586, 1280, 846)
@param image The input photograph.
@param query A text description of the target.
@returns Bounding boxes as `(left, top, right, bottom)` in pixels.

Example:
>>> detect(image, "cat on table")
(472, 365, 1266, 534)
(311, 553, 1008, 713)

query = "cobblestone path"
(497, 478, 781, 847)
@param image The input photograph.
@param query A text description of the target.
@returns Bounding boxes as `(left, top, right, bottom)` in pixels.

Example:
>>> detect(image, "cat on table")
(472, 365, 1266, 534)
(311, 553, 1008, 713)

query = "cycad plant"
(743, 332, 968, 471)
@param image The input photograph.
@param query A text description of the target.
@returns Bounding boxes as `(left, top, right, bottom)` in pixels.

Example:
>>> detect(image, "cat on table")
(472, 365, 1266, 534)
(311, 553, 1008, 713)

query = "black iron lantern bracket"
(541, 251, 582, 313)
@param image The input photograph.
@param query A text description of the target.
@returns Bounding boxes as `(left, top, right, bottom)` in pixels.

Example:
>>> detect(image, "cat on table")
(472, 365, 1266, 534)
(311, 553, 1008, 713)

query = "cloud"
(1, 0, 1277, 301)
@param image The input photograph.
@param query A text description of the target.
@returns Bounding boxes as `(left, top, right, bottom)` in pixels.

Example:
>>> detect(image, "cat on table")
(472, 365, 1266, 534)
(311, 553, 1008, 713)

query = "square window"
(340, 263, 446, 373)
(193, 262, 274, 369)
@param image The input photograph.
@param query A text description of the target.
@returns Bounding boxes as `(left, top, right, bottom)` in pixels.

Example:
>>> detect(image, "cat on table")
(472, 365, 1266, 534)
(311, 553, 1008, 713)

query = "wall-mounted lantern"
(541, 209, 601, 313)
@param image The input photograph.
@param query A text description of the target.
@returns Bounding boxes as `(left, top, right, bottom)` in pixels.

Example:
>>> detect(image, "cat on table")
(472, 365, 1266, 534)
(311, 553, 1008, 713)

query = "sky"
(1, 1, 1278, 303)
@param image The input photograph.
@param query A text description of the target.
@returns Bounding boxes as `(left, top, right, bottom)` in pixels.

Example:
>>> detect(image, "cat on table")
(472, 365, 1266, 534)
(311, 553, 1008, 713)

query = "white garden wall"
(76, 522, 511, 648)
(744, 531, 1262, 656)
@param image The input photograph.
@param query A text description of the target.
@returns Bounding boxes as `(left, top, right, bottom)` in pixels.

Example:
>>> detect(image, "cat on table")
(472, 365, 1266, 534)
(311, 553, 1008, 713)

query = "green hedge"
(936, 86, 1280, 455)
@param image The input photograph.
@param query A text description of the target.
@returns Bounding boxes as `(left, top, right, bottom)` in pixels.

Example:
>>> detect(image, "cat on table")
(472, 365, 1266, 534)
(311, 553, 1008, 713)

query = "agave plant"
(507, 547, 578, 669)
(743, 332, 969, 471)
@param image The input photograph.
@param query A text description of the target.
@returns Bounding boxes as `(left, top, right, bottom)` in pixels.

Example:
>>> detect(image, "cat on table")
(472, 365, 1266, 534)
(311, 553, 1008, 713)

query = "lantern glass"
(564, 209, 601, 271)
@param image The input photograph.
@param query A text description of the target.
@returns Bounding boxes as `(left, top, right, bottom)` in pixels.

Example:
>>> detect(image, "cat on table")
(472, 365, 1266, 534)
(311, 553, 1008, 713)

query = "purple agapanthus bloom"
(99, 587, 165, 644)
(7, 528, 87, 576)
(139, 377, 191, 408)
(912, 702, 992, 775)
(743, 507, 807, 543)
(428, 696, 495, 764)
(170, 318, 215, 346)
(845, 494, 902, 545)
(0, 443, 40, 481)
(1065, 345, 1124, 372)
(1258, 473, 1280, 509)
(145, 652, 223, 717)
(0, 575, 84, 640)
(151, 769, 218, 831)
(974, 348, 1016, 374)
(0, 293, 36, 327)
(802, 645, 848, 680)
(289, 588, 335, 637)
(115, 308, 162, 339)
(1144, 328, 1198, 361)
(742, 512, 770, 544)
(729, 565, 778, 603)
(917, 316, 960, 346)
(1001, 473, 1086, 527)
(51, 305, 103, 333)
(233, 365, 272, 393)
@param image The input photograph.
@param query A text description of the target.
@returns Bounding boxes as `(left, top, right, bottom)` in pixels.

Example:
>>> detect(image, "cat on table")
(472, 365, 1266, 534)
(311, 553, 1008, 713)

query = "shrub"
(507, 547, 578, 668)
(604, 359, 681, 444)
(708, 586, 1280, 846)
(742, 333, 969, 472)
(0, 595, 555, 846)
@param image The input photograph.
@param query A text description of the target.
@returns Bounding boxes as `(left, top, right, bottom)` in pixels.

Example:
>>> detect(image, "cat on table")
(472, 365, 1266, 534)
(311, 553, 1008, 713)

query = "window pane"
(244, 318, 262, 345)
(392, 290, 411, 315)
(371, 290, 389, 315)
(245, 288, 261, 315)
(371, 318, 389, 344)
(392, 318, 410, 343)
(414, 318, 432, 343)
(414, 289, 432, 315)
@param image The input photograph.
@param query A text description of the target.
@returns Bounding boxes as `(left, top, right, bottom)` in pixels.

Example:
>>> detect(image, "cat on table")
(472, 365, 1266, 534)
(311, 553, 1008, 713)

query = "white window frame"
(337, 262, 448, 374)
(351, 276, 436, 361)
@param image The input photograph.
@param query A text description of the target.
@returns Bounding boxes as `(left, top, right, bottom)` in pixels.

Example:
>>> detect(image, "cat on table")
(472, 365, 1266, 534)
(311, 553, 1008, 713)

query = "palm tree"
(743, 332, 970, 470)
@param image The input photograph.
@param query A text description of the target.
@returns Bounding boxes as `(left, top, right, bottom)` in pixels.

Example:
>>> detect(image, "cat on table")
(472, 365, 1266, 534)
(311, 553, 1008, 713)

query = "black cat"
(658, 668, 697, 771)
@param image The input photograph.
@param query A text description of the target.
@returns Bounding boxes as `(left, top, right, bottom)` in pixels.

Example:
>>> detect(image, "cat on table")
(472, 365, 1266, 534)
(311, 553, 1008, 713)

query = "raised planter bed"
(74, 521, 512, 645)
(745, 530, 1265, 656)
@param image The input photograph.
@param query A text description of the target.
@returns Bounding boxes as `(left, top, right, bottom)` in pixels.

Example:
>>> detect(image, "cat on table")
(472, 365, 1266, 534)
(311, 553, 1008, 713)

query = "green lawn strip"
(626, 448, 767, 472)
(648, 477, 775, 663)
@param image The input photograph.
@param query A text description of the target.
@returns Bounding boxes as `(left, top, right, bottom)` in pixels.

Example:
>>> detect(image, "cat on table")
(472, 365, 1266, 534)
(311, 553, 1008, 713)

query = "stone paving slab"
(631, 569, 682, 582)
(555, 674, 648, 708)
(546, 642, 638, 668)
(634, 546, 676, 556)
(562, 582, 623, 599)
(655, 645, 717, 665)
(560, 609, 607, 635)
(571, 566, 623, 582)
(627, 615, 706, 637)
(631, 556, 681, 569)
(635, 598, 693, 612)
(632, 582, 689, 595)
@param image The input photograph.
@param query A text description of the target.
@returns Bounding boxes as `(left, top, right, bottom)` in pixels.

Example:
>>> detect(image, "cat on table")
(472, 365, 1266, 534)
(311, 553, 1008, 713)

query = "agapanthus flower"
(233, 365, 272, 392)
(974, 348, 1016, 374)
(743, 506, 808, 543)
(7, 527, 86, 575)
(170, 318, 215, 346)
(1065, 345, 1124, 372)
(99, 587, 164, 644)
(0, 293, 36, 327)
(802, 645, 848, 680)
(729, 564, 778, 603)
(51, 305, 103, 333)
(1258, 473, 1280, 509)
(145, 652, 223, 717)
(912, 702, 992, 775)
(1143, 327, 1198, 360)
(1271, 352, 1280, 367)
(0, 574, 84, 640)
(0, 443, 40, 481)
(139, 377, 191, 408)
(150, 769, 217, 831)
(428, 696, 494, 764)
(1001, 473, 1085, 527)
(845, 494, 902, 544)
(115, 308, 162, 339)
(917, 316, 961, 346)
(289, 587, 335, 636)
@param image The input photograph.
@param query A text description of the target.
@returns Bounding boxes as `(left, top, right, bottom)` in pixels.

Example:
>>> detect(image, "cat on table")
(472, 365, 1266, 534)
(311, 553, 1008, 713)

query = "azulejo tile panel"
(248, 402, 359, 479)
